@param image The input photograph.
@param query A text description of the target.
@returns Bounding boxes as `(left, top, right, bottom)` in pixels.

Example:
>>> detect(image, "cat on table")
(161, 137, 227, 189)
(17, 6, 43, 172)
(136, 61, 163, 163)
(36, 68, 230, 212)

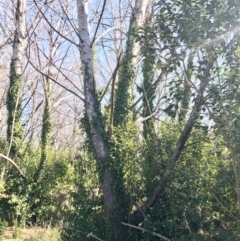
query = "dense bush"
(0, 143, 72, 228)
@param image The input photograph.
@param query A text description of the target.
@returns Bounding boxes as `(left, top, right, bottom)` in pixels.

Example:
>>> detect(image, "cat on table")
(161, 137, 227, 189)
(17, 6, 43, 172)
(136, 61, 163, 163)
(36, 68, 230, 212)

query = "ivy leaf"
(164, 104, 176, 118)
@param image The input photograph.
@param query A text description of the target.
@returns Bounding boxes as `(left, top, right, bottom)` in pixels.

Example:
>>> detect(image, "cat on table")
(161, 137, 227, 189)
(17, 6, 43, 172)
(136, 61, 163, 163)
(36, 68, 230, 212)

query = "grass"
(0, 227, 61, 241)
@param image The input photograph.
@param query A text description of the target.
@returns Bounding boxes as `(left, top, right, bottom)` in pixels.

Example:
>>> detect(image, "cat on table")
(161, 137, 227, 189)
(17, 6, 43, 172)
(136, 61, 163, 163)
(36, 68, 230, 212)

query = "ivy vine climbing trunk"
(131, 66, 210, 225)
(113, 0, 150, 127)
(178, 51, 194, 122)
(34, 77, 51, 182)
(6, 0, 26, 161)
(140, 28, 157, 195)
(34, 28, 55, 182)
(77, 1, 128, 240)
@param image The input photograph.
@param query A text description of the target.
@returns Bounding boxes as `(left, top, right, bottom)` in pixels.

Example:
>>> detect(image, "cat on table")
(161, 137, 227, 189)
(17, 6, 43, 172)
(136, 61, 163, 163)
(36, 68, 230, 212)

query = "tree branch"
(99, 52, 122, 103)
(0, 153, 27, 181)
(87, 233, 104, 241)
(32, 0, 79, 47)
(131, 80, 207, 225)
(131, 71, 163, 109)
(121, 222, 172, 241)
(91, 0, 107, 47)
(26, 56, 85, 102)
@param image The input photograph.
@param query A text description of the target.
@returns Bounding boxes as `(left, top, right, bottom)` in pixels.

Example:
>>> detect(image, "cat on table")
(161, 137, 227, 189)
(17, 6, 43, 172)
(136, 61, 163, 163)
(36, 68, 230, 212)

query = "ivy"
(34, 79, 52, 182)
(6, 60, 24, 159)
(113, 15, 137, 127)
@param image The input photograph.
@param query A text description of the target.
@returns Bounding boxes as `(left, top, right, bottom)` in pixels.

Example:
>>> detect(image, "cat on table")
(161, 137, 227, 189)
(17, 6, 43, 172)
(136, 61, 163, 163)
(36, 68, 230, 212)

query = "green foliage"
(79, 110, 107, 183)
(4, 61, 27, 225)
(128, 122, 239, 241)
(113, 17, 137, 127)
(110, 122, 142, 194)
(36, 2, 240, 241)
(0, 219, 7, 236)
(6, 60, 24, 159)
(61, 154, 105, 241)
(4, 1, 240, 241)
(27, 154, 69, 224)
(142, 122, 178, 195)
(178, 52, 193, 121)
(0, 142, 71, 228)
(61, 120, 142, 241)
(139, 25, 156, 139)
(34, 84, 52, 182)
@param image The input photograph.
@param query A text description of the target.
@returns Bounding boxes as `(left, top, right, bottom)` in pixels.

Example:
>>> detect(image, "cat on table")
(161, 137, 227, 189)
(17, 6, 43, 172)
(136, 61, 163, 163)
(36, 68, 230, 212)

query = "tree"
(76, 0, 207, 239)
(1, 0, 240, 240)
(75, 0, 240, 240)
(6, 0, 27, 162)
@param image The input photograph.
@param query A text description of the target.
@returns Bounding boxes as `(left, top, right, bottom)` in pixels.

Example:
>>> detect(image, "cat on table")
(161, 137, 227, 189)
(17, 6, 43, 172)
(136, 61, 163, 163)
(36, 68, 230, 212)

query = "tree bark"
(77, 1, 128, 240)
(6, 0, 26, 160)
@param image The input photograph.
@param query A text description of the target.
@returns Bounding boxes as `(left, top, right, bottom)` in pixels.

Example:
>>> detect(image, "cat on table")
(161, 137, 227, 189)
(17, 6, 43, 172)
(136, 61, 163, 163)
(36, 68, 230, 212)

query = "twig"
(121, 222, 172, 241)
(27, 57, 85, 102)
(91, 0, 107, 47)
(212, 193, 240, 223)
(51, 219, 104, 241)
(131, 71, 163, 109)
(92, 26, 124, 45)
(33, 0, 79, 47)
(87, 233, 104, 241)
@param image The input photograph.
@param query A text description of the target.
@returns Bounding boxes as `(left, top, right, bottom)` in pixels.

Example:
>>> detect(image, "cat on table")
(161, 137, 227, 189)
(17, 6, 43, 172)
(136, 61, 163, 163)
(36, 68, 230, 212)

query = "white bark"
(77, 3, 127, 239)
(12, 0, 27, 75)
(77, 0, 108, 162)
(131, 0, 150, 63)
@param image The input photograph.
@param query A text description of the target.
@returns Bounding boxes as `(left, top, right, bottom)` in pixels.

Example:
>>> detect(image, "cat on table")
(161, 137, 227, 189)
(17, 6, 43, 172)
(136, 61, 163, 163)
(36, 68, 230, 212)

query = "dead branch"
(121, 222, 172, 241)
(0, 153, 27, 180)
